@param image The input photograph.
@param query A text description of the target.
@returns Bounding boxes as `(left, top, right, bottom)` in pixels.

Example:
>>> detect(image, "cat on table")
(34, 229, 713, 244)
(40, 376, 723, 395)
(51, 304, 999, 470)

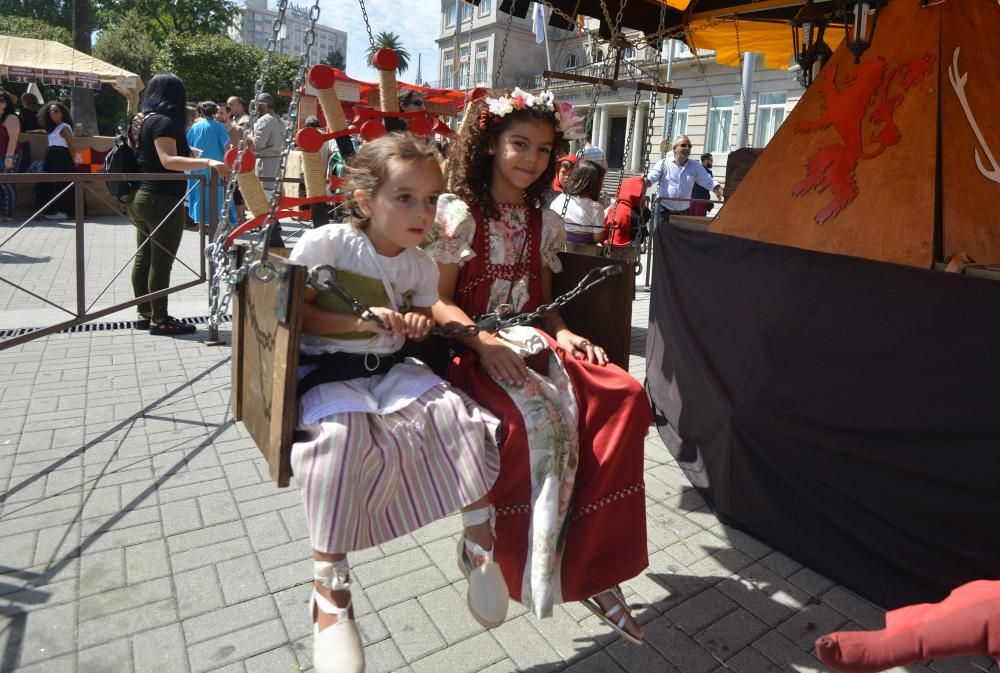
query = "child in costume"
(288, 134, 502, 673)
(426, 88, 652, 644)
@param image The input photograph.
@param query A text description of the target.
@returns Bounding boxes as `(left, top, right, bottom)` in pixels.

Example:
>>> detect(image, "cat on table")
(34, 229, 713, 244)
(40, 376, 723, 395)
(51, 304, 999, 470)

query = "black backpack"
(102, 113, 147, 203)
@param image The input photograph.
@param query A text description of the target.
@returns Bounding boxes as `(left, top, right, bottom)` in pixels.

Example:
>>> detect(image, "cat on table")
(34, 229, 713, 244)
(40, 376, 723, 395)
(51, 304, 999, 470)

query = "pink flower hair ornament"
(478, 87, 586, 141)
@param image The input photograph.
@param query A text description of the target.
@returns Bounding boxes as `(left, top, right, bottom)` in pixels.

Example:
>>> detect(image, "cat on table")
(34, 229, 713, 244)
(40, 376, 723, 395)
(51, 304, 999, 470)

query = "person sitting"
(548, 159, 607, 245)
(551, 154, 576, 195)
(384, 88, 426, 134)
(601, 176, 649, 247)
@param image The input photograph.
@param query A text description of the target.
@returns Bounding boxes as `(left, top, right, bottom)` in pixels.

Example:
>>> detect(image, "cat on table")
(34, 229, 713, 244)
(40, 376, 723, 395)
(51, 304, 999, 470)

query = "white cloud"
(318, 0, 441, 84)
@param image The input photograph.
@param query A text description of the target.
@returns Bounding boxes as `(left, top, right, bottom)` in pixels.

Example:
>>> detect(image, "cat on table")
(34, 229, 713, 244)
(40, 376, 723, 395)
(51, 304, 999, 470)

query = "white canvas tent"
(0, 36, 144, 112)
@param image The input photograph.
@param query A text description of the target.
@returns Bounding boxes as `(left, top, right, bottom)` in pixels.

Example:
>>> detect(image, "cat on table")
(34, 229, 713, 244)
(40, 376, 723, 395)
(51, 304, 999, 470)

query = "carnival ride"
(209, 0, 1000, 632)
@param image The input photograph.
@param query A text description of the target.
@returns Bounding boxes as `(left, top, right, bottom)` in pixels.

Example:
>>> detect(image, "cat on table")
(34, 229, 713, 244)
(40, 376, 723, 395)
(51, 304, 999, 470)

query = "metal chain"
(254, 0, 323, 274)
(307, 263, 621, 336)
(493, 4, 515, 86)
(358, 0, 376, 51)
(206, 0, 293, 326)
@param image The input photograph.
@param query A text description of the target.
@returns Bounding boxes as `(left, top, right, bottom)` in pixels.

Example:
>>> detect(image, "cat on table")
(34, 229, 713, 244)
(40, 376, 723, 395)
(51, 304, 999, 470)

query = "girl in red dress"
(426, 89, 651, 644)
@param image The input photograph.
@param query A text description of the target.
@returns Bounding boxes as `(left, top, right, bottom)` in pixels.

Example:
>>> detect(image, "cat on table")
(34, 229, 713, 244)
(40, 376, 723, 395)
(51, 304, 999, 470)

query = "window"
(479, 0, 491, 16)
(441, 49, 454, 83)
(474, 42, 489, 86)
(565, 53, 577, 68)
(594, 49, 605, 62)
(461, 2, 474, 21)
(446, 3, 456, 27)
(665, 98, 688, 139)
(459, 45, 471, 88)
(706, 95, 735, 153)
(622, 46, 636, 60)
(754, 92, 787, 147)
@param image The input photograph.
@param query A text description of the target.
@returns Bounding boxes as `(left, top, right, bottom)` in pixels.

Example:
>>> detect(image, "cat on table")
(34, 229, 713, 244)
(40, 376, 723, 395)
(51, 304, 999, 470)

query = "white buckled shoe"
(312, 560, 365, 673)
(458, 507, 509, 629)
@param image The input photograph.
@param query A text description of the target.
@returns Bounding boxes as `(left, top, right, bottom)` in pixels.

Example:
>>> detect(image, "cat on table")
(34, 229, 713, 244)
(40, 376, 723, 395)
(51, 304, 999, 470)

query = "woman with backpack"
(130, 73, 231, 336)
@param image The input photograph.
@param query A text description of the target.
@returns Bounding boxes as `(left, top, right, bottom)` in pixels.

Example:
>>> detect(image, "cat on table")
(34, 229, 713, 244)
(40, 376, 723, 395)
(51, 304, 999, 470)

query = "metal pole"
(452, 0, 463, 91)
(75, 185, 86, 316)
(736, 52, 756, 148)
(662, 39, 675, 140)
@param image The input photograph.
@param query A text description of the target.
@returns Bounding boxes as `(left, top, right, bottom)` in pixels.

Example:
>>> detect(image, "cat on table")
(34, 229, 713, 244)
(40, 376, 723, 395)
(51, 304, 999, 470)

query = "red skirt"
(449, 329, 650, 603)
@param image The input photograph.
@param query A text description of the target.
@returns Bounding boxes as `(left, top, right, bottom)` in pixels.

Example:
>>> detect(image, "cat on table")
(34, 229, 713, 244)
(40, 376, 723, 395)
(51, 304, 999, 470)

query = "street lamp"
(790, 0, 832, 87)
(842, 1, 882, 64)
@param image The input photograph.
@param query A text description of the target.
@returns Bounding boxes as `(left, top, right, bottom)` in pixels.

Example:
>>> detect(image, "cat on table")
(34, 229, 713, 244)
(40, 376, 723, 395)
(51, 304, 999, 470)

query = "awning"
(686, 18, 845, 70)
(0, 36, 145, 112)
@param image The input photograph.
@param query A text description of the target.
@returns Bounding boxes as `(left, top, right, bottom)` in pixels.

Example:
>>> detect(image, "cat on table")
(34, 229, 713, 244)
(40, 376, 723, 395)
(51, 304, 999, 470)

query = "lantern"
(790, 0, 832, 87)
(843, 0, 882, 64)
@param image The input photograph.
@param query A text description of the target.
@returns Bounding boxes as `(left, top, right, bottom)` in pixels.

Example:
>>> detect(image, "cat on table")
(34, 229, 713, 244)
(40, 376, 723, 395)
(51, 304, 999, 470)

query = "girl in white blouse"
(548, 158, 607, 244)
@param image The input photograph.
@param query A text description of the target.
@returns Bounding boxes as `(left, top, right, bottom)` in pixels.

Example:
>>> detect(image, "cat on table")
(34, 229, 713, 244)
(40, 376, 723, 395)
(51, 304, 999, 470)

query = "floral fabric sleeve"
(540, 208, 566, 273)
(424, 193, 477, 266)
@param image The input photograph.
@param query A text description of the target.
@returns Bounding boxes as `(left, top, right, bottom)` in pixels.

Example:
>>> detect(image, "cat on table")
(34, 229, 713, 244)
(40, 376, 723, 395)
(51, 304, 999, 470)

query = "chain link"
(306, 263, 620, 337)
(256, 0, 322, 270)
(541, 0, 582, 91)
(358, 0, 377, 51)
(733, 15, 753, 147)
(493, 4, 515, 86)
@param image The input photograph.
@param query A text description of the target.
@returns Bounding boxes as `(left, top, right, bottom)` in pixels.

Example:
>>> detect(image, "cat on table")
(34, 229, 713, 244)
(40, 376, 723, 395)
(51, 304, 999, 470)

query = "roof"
(0, 36, 144, 105)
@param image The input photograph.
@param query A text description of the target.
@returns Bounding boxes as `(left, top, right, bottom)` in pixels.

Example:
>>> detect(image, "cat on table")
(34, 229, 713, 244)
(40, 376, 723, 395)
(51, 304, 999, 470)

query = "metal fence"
(0, 171, 220, 350)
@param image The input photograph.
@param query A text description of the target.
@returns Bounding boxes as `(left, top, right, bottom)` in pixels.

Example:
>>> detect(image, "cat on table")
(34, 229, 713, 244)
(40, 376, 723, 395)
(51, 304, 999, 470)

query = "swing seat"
(230, 247, 634, 486)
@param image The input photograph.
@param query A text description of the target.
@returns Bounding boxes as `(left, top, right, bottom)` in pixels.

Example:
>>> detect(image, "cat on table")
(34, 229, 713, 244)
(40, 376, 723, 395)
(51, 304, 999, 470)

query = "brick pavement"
(1, 219, 997, 673)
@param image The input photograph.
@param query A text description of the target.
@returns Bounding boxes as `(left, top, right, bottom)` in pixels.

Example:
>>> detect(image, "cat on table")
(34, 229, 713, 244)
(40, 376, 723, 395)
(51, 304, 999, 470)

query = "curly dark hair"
(37, 102, 73, 133)
(446, 95, 563, 219)
(343, 133, 442, 230)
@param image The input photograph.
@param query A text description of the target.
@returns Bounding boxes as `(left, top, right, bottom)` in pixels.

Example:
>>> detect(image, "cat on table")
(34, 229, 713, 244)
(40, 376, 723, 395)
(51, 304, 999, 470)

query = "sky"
(317, 0, 442, 84)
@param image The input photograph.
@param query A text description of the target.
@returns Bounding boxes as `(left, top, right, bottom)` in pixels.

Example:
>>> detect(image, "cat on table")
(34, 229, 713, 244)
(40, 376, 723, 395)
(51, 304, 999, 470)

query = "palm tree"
(366, 31, 411, 74)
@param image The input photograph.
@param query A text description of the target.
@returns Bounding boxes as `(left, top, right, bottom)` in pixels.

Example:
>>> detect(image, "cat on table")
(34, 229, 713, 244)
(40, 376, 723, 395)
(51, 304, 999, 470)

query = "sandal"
(135, 315, 151, 330)
(149, 316, 196, 336)
(312, 561, 364, 673)
(581, 586, 644, 646)
(457, 507, 509, 628)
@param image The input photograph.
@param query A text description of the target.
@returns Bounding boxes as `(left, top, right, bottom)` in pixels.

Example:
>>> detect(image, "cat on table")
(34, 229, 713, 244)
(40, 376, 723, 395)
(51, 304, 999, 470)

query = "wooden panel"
(711, 0, 940, 268)
(235, 248, 303, 487)
(553, 251, 633, 369)
(230, 247, 244, 422)
(941, 0, 1000, 264)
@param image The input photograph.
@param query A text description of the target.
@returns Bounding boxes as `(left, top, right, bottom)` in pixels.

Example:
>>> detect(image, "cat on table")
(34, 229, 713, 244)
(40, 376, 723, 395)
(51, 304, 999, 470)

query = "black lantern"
(843, 0, 882, 63)
(790, 0, 832, 87)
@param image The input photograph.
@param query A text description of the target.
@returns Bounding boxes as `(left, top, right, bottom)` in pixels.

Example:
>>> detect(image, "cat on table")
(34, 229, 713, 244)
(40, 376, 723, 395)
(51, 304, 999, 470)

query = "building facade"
(237, 0, 347, 68)
(536, 25, 807, 182)
(433, 0, 575, 91)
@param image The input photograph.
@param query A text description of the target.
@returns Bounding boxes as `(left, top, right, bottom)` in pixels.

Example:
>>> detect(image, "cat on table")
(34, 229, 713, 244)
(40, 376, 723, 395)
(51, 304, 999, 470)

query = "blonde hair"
(343, 134, 442, 229)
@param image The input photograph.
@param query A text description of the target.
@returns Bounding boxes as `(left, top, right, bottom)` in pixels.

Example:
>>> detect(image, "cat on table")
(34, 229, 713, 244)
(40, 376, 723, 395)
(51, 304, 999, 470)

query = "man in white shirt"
(646, 134, 723, 228)
(251, 93, 286, 245)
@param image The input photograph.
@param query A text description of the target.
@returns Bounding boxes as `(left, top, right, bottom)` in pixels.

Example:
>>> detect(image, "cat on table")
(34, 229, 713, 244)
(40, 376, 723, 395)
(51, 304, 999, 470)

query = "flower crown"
(479, 87, 586, 140)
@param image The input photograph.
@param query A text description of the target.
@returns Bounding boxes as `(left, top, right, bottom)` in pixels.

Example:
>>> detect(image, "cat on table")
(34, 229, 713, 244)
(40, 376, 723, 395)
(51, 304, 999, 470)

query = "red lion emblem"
(792, 53, 934, 224)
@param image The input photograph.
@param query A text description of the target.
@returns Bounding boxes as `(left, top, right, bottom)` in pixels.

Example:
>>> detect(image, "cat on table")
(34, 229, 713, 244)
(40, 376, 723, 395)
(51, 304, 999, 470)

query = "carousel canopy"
(0, 36, 144, 110)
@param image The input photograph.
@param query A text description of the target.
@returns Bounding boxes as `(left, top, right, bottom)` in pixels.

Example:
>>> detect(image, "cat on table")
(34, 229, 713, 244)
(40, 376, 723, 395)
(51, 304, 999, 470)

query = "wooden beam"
(542, 70, 683, 95)
(686, 0, 839, 22)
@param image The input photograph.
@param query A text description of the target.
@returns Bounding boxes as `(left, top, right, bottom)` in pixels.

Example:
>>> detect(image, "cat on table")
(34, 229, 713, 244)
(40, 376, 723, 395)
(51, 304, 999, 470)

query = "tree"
(365, 31, 410, 74)
(0, 15, 72, 43)
(96, 0, 241, 44)
(322, 49, 345, 70)
(93, 10, 159, 84)
(0, 0, 71, 29)
(153, 34, 298, 113)
(71, 0, 99, 135)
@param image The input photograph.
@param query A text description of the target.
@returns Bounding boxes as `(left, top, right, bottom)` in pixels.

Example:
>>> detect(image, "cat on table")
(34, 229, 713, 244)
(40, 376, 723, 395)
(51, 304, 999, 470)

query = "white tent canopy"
(0, 36, 144, 111)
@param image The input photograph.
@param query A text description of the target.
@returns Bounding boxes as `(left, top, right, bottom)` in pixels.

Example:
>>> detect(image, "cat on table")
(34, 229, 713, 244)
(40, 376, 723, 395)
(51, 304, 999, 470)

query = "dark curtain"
(645, 222, 1000, 609)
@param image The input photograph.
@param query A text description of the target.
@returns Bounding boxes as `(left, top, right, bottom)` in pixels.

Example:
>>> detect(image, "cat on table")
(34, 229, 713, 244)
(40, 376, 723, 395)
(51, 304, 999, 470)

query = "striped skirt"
(292, 382, 501, 553)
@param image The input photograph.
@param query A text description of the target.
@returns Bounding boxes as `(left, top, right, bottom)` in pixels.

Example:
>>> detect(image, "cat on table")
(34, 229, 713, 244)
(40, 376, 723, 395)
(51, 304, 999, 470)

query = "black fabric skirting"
(37, 146, 77, 216)
(645, 222, 1000, 609)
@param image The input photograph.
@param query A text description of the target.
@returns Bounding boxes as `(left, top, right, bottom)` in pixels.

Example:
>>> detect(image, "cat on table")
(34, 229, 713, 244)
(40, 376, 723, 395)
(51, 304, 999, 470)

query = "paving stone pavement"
(1, 217, 997, 673)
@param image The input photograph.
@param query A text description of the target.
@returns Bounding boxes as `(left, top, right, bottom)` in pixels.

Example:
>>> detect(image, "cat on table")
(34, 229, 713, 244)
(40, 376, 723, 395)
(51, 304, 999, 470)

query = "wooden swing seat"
(230, 246, 635, 486)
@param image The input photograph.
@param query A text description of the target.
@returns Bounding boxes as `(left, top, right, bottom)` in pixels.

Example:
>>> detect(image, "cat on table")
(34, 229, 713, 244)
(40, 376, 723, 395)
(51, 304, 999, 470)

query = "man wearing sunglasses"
(384, 89, 425, 133)
(646, 134, 723, 229)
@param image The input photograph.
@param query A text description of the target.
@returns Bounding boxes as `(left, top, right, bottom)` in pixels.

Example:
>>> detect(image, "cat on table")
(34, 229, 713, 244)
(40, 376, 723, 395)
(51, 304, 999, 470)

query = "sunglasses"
(409, 99, 425, 107)
(676, 143, 691, 148)
(225, 105, 231, 111)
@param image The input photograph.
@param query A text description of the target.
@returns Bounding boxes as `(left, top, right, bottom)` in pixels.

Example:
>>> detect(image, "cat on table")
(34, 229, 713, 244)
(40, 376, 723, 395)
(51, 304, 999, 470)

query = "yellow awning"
(653, 0, 693, 9)
(686, 18, 845, 70)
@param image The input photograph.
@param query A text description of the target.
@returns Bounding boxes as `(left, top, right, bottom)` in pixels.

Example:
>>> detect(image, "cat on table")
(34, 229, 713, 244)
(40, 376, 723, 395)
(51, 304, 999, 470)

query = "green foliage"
(322, 49, 345, 70)
(93, 11, 159, 83)
(95, 0, 241, 44)
(0, 0, 71, 30)
(365, 31, 411, 74)
(152, 34, 298, 114)
(0, 14, 72, 43)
